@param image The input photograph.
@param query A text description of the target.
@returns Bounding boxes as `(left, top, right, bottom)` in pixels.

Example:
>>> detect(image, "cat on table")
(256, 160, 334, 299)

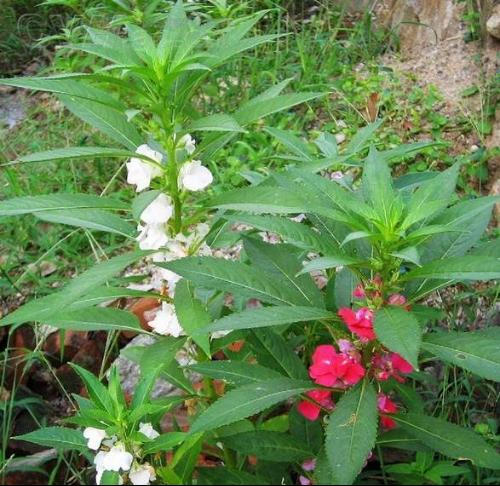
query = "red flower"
(372, 352, 413, 383)
(378, 393, 398, 430)
(387, 294, 407, 306)
(298, 389, 334, 421)
(338, 307, 376, 341)
(391, 353, 413, 374)
(309, 344, 365, 388)
(353, 283, 365, 299)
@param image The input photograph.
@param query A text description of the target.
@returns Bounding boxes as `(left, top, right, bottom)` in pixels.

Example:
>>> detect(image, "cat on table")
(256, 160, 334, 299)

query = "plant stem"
(166, 142, 182, 234)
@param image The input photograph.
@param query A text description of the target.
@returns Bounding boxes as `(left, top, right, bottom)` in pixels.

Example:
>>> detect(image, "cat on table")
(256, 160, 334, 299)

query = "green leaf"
(44, 307, 142, 333)
(227, 214, 338, 254)
(189, 379, 313, 434)
(160, 257, 300, 306)
(0, 77, 125, 110)
(422, 328, 500, 381)
(15, 427, 87, 452)
(0, 194, 127, 217)
(325, 380, 378, 485)
(377, 429, 430, 452)
(71, 363, 113, 413)
(188, 361, 282, 386)
(127, 24, 156, 63)
(243, 238, 324, 308)
(204, 306, 335, 333)
(344, 121, 382, 155)
(35, 209, 134, 237)
(404, 163, 460, 228)
(374, 307, 421, 369)
(393, 413, 500, 469)
(265, 127, 313, 160)
(420, 196, 498, 262)
(189, 114, 245, 133)
(315, 132, 339, 158)
(174, 280, 211, 356)
(403, 256, 500, 281)
(299, 255, 364, 275)
(59, 95, 142, 150)
(3, 147, 137, 167)
(142, 432, 187, 454)
(223, 431, 311, 462)
(235, 92, 325, 126)
(248, 329, 308, 380)
(210, 186, 309, 214)
(362, 146, 400, 226)
(0, 251, 147, 326)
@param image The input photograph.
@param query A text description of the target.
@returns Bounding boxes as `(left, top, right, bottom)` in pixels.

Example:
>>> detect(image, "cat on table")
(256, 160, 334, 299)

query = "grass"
(0, 2, 498, 484)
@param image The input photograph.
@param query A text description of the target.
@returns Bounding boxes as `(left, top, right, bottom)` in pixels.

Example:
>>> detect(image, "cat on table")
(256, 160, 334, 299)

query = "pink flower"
(338, 307, 376, 341)
(387, 294, 407, 306)
(353, 284, 365, 299)
(378, 393, 398, 430)
(299, 476, 312, 485)
(309, 345, 365, 388)
(297, 389, 334, 421)
(372, 352, 413, 383)
(302, 459, 317, 472)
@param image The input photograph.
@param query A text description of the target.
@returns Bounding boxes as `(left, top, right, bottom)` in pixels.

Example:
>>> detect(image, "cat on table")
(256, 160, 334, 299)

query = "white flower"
(127, 144, 163, 192)
(179, 133, 196, 155)
(179, 160, 213, 191)
(138, 422, 160, 440)
(140, 193, 173, 225)
(136, 224, 168, 250)
(129, 463, 156, 485)
(102, 444, 134, 472)
(148, 302, 184, 337)
(94, 446, 131, 485)
(334, 133, 346, 144)
(84, 427, 106, 451)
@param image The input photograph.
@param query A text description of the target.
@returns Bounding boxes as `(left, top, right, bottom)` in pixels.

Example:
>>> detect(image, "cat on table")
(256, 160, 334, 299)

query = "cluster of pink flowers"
(298, 344, 365, 421)
(298, 279, 414, 423)
(377, 393, 398, 430)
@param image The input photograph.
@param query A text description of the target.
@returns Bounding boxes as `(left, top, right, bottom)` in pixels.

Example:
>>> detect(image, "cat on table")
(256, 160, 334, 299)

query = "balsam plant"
(1, 2, 499, 486)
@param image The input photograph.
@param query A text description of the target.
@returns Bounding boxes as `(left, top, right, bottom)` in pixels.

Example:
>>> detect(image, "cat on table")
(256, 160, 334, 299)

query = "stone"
(112, 334, 180, 399)
(486, 5, 500, 39)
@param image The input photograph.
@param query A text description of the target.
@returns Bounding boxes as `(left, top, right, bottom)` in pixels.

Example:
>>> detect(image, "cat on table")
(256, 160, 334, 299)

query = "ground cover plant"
(0, 1, 499, 485)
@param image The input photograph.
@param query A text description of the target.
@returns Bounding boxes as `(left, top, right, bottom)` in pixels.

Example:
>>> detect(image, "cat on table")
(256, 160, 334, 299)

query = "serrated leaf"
(189, 379, 313, 434)
(44, 307, 142, 333)
(188, 361, 282, 386)
(0, 194, 127, 217)
(249, 329, 308, 380)
(189, 114, 245, 133)
(223, 431, 311, 462)
(160, 257, 300, 306)
(142, 432, 187, 454)
(204, 306, 335, 333)
(299, 255, 364, 275)
(422, 328, 500, 381)
(393, 413, 500, 469)
(15, 427, 87, 452)
(35, 209, 134, 237)
(374, 307, 421, 369)
(59, 95, 142, 150)
(403, 256, 500, 281)
(325, 380, 378, 484)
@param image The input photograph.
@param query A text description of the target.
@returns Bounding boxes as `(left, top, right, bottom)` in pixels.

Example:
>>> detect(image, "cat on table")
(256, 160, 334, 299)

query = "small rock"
(40, 260, 57, 277)
(112, 334, 180, 399)
(486, 6, 500, 39)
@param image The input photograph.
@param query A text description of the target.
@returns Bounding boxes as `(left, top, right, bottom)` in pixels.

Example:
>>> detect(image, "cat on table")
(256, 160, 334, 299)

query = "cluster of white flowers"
(127, 136, 213, 255)
(84, 423, 160, 485)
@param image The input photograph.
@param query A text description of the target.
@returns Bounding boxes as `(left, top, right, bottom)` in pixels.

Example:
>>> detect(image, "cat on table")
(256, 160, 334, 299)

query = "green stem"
(166, 141, 182, 234)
